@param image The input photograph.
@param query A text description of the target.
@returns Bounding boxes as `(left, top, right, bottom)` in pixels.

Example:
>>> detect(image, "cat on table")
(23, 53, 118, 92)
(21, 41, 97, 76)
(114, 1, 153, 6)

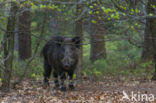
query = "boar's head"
(56, 36, 81, 70)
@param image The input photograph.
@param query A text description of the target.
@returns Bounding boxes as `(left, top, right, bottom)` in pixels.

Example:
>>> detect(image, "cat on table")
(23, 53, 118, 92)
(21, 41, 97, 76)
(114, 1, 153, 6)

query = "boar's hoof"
(60, 86, 66, 92)
(53, 84, 60, 90)
(69, 84, 75, 90)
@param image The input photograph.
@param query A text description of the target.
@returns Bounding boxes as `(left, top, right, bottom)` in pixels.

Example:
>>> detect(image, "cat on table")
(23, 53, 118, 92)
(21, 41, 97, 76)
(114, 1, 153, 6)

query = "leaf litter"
(0, 78, 156, 103)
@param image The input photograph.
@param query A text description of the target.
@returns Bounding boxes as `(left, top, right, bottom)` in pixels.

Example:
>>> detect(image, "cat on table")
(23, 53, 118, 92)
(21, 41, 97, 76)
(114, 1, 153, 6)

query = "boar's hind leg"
(68, 71, 75, 90)
(43, 60, 51, 86)
(60, 72, 66, 92)
(53, 71, 59, 89)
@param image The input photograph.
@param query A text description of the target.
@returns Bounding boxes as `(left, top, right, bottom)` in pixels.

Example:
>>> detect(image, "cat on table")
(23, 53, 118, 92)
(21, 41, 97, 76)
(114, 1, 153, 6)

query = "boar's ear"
(55, 36, 64, 46)
(72, 36, 81, 48)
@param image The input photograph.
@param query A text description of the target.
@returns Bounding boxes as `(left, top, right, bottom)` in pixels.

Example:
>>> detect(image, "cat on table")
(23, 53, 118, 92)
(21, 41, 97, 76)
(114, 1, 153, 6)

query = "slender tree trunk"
(141, 19, 154, 61)
(89, 24, 106, 64)
(141, 0, 154, 61)
(76, 3, 83, 81)
(18, 5, 31, 60)
(151, 18, 156, 80)
(14, 21, 19, 51)
(145, 0, 156, 80)
(49, 10, 59, 35)
(89, 1, 106, 64)
(1, 2, 17, 92)
(151, 19, 156, 80)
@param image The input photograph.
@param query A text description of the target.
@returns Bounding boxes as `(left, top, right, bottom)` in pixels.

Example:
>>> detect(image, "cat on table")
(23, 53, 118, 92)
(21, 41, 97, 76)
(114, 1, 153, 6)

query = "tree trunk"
(1, 2, 17, 92)
(145, 0, 156, 80)
(141, 19, 154, 61)
(18, 5, 31, 60)
(76, 3, 83, 81)
(89, 1, 106, 64)
(49, 10, 59, 35)
(151, 18, 156, 80)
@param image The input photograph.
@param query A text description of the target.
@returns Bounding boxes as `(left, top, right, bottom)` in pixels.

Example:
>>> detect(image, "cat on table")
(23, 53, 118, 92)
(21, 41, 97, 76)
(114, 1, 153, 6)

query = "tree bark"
(76, 3, 83, 81)
(18, 5, 31, 60)
(145, 0, 156, 80)
(141, 19, 154, 61)
(1, 2, 17, 92)
(89, 1, 106, 64)
(151, 19, 156, 80)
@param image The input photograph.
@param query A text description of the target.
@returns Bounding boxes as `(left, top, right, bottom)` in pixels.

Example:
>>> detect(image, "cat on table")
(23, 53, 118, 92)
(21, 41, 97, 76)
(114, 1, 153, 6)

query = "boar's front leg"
(68, 71, 75, 90)
(59, 72, 66, 92)
(43, 60, 52, 86)
(53, 71, 59, 89)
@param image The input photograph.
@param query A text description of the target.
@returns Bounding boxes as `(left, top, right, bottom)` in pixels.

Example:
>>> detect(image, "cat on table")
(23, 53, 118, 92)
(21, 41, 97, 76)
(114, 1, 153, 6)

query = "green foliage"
(149, 13, 154, 16)
(29, 57, 43, 76)
(31, 73, 40, 81)
(89, 5, 94, 9)
(91, 20, 97, 24)
(73, 74, 76, 79)
(82, 39, 154, 80)
(13, 54, 43, 79)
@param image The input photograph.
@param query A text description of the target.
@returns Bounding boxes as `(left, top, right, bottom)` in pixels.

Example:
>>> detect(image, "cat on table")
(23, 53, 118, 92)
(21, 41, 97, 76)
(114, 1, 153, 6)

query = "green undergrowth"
(5, 40, 155, 81)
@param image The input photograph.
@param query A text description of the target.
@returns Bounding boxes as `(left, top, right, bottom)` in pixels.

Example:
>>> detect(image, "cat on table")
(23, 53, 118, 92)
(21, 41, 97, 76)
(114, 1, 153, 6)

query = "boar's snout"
(62, 56, 74, 69)
(64, 64, 70, 69)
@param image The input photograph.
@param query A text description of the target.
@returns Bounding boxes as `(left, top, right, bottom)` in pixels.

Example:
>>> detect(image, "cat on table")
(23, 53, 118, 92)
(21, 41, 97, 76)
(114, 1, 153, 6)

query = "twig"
(0, 52, 11, 71)
(96, 50, 105, 57)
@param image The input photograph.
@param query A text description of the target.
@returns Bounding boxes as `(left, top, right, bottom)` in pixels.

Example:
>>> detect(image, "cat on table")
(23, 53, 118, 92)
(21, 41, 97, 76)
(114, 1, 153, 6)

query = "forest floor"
(0, 77, 156, 103)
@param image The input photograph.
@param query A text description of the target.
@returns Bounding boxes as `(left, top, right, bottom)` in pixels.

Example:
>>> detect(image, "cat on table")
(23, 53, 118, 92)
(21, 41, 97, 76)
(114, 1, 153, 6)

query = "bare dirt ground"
(0, 77, 156, 103)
